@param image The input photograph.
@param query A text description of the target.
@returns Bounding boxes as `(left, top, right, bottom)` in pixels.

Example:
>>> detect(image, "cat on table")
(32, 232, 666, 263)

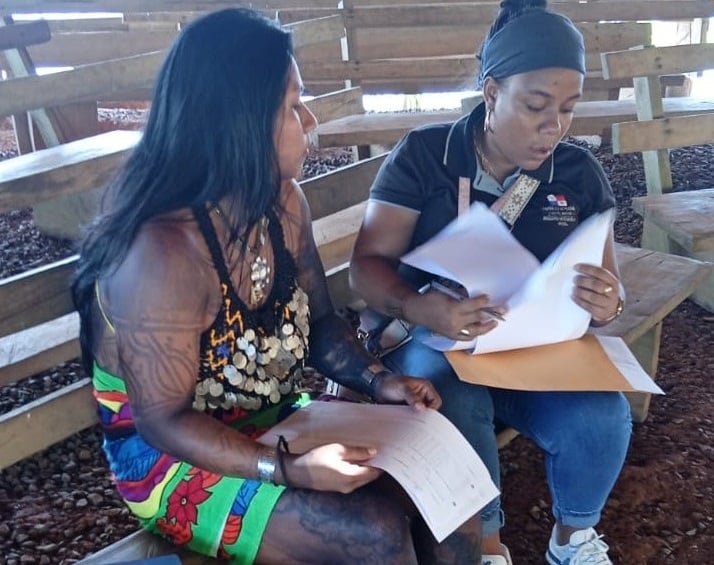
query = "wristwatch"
(602, 296, 625, 323)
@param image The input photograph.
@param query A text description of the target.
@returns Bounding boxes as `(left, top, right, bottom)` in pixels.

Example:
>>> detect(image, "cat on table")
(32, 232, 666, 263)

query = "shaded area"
(0, 113, 712, 563)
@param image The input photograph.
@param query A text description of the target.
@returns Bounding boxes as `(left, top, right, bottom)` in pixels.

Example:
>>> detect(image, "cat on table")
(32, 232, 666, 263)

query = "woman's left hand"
(572, 263, 622, 323)
(373, 374, 442, 411)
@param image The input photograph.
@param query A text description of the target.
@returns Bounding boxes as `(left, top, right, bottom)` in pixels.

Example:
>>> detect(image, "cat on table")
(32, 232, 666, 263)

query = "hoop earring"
(484, 107, 495, 134)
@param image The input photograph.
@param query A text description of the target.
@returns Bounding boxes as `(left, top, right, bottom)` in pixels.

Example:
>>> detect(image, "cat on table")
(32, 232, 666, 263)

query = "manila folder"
(445, 334, 663, 393)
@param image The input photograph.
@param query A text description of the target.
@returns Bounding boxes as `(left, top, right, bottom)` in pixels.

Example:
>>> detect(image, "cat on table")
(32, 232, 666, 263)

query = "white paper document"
(258, 401, 499, 543)
(402, 203, 613, 354)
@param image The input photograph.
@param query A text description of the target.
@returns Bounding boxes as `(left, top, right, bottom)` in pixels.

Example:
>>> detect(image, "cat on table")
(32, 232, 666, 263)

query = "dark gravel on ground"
(0, 111, 712, 564)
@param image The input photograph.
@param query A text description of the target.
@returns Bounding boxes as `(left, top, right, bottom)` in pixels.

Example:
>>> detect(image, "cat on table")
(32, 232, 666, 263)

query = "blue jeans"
(383, 337, 633, 537)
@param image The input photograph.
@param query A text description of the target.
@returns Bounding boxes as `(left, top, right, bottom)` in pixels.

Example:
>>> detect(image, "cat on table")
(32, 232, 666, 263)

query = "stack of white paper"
(402, 203, 614, 354)
(258, 401, 499, 543)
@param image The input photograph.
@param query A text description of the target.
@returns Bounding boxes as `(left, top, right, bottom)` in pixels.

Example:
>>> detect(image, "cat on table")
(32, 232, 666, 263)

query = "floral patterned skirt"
(94, 364, 311, 563)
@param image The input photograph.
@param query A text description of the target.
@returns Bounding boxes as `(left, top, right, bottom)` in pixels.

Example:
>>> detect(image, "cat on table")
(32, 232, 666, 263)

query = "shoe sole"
(545, 549, 565, 565)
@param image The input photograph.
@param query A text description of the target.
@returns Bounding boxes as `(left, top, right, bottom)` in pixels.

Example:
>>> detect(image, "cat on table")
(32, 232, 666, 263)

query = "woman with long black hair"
(73, 8, 481, 563)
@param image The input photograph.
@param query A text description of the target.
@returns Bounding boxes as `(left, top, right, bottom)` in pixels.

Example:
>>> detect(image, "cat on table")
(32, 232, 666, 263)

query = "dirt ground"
(0, 112, 712, 564)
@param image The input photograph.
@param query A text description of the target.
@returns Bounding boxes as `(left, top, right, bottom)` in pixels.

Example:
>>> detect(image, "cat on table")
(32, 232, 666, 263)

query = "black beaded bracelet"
(365, 369, 391, 397)
(276, 435, 291, 487)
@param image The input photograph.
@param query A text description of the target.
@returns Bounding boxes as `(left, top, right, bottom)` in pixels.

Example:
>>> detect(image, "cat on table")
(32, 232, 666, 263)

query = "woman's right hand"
(407, 289, 506, 341)
(284, 443, 381, 493)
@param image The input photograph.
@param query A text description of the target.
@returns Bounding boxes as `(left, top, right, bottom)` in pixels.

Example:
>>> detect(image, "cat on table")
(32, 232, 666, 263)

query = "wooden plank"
(0, 256, 77, 338)
(313, 201, 367, 270)
(0, 378, 96, 471)
(79, 529, 221, 565)
(325, 263, 354, 310)
(595, 244, 713, 344)
(352, 22, 650, 61)
(0, 19, 50, 50)
(123, 11, 206, 24)
(23, 16, 342, 68)
(0, 51, 164, 118)
(623, 323, 661, 423)
(316, 110, 460, 148)
(47, 17, 129, 32)
(571, 96, 714, 137)
(304, 86, 364, 125)
(632, 189, 714, 253)
(612, 113, 714, 154)
(27, 29, 178, 67)
(0, 315, 80, 389)
(286, 14, 345, 48)
(295, 40, 345, 65)
(0, 0, 340, 11)
(0, 130, 141, 214)
(315, 98, 714, 147)
(302, 153, 386, 220)
(602, 43, 714, 80)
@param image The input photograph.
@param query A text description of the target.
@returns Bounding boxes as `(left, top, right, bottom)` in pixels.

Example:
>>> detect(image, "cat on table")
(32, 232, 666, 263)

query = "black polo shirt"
(370, 103, 615, 288)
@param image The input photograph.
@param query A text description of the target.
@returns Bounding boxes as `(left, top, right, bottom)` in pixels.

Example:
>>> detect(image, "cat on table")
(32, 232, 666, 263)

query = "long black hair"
(72, 8, 294, 372)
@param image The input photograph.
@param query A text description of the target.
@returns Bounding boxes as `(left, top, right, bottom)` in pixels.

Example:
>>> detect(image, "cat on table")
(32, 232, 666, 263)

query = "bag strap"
(458, 174, 541, 225)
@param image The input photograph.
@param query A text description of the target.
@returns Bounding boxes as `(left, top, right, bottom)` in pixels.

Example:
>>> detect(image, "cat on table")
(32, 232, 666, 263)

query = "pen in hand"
(423, 280, 507, 322)
(479, 307, 506, 322)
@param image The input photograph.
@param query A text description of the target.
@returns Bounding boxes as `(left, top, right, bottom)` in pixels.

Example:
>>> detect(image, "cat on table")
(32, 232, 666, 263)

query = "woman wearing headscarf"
(350, 1, 631, 563)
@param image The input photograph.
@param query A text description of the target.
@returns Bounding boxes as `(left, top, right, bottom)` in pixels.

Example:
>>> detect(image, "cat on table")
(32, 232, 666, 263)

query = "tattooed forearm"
(307, 313, 386, 397)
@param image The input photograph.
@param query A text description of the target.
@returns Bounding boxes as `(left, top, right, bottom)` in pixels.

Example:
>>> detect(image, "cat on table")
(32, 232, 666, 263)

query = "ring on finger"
(459, 328, 471, 337)
(603, 285, 613, 295)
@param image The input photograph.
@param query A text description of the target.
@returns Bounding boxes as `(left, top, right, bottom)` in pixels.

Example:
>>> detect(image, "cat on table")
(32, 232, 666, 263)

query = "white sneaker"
(482, 544, 513, 565)
(545, 528, 612, 565)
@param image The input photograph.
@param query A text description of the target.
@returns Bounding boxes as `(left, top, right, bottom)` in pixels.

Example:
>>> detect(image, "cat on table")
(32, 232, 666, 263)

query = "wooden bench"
(2, 136, 711, 563)
(602, 43, 714, 311)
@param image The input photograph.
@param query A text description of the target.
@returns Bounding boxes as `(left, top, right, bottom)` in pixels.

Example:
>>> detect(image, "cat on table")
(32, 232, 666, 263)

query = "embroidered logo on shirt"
(547, 194, 568, 207)
(542, 194, 577, 226)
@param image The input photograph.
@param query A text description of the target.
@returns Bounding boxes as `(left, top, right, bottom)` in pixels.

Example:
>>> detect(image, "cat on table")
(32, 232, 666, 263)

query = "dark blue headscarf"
(478, 8, 585, 87)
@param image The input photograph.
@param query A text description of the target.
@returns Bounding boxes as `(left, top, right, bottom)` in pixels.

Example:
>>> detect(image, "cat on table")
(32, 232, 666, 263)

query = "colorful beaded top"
(193, 206, 309, 418)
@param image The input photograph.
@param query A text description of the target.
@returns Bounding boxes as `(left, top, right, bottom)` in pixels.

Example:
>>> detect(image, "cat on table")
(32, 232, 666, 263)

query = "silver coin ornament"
(193, 286, 310, 413)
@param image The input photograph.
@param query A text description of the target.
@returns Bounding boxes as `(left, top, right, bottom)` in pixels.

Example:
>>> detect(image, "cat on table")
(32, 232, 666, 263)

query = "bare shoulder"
(103, 213, 216, 330)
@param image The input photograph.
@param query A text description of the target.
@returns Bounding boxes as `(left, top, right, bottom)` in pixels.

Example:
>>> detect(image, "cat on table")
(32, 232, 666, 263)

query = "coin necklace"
(213, 204, 271, 307)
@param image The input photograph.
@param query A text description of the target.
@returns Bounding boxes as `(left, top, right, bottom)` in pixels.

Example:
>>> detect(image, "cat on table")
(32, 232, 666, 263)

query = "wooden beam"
(302, 153, 386, 220)
(0, 130, 141, 214)
(313, 202, 367, 271)
(612, 113, 714, 154)
(0, 256, 77, 338)
(304, 87, 364, 125)
(602, 43, 714, 80)
(286, 14, 344, 48)
(346, 3, 710, 27)
(0, 19, 50, 50)
(0, 315, 79, 389)
(0, 378, 96, 471)
(27, 29, 177, 67)
(0, 0, 340, 11)
(47, 17, 129, 32)
(325, 263, 354, 311)
(0, 51, 164, 117)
